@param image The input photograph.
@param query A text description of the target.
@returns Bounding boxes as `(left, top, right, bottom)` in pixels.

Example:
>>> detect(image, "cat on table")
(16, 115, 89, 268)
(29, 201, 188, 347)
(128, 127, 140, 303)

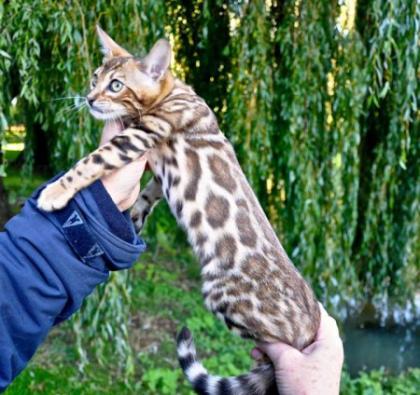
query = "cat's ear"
(96, 25, 131, 61)
(142, 39, 171, 81)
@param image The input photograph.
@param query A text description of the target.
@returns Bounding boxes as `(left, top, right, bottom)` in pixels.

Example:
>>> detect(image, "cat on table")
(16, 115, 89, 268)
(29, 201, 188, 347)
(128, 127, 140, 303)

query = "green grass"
(3, 174, 420, 394)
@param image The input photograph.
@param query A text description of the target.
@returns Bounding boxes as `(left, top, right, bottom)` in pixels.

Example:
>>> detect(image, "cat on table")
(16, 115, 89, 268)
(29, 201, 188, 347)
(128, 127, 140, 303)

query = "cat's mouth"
(89, 106, 126, 121)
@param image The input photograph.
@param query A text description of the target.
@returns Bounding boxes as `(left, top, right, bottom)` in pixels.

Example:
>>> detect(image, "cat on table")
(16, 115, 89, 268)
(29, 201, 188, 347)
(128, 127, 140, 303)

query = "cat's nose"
(86, 95, 97, 106)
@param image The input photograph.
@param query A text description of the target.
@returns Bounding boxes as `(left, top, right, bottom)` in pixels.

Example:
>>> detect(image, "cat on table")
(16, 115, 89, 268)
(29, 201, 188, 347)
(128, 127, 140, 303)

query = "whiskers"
(50, 95, 86, 102)
(51, 95, 130, 125)
(50, 95, 88, 117)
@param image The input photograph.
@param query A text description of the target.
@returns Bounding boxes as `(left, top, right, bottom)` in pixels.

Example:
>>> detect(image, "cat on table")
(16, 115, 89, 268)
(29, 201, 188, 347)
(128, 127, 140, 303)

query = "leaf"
(0, 49, 11, 59)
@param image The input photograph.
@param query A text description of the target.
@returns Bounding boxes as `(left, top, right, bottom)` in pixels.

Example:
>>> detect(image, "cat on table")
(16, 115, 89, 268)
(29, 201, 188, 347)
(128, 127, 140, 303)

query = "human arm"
(0, 121, 146, 391)
(252, 304, 344, 395)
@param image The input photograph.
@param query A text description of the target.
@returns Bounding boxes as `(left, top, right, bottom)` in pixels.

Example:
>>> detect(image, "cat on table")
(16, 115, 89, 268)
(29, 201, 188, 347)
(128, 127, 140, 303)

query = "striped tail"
(176, 327, 278, 395)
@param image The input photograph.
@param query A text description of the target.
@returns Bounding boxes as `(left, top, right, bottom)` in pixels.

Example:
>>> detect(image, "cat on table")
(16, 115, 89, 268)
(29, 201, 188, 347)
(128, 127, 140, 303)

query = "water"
(343, 322, 420, 376)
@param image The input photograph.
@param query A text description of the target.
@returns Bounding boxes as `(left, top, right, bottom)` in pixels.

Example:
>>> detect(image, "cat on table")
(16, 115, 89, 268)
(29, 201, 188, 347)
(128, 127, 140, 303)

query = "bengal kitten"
(38, 27, 320, 395)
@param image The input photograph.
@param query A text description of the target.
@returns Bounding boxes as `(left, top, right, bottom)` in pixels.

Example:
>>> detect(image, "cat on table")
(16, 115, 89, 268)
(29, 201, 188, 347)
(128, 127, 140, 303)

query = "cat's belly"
(147, 138, 320, 350)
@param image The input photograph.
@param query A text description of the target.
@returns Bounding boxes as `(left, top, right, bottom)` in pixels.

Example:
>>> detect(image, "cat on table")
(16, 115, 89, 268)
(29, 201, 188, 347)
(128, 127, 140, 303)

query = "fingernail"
(251, 348, 263, 360)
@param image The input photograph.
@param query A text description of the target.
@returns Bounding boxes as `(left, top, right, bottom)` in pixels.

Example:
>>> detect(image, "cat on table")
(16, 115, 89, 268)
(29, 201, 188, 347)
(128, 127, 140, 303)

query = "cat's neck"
(145, 71, 176, 111)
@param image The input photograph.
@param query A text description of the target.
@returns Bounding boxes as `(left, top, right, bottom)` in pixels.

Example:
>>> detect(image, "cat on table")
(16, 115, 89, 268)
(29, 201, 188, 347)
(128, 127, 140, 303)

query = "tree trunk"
(0, 177, 11, 230)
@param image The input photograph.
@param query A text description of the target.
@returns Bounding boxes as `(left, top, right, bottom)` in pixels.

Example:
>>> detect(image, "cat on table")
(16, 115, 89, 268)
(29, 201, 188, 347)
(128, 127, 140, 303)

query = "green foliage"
(141, 368, 180, 395)
(0, 0, 167, 173)
(168, 0, 231, 114)
(73, 272, 135, 377)
(270, 1, 366, 311)
(340, 368, 420, 395)
(3, 168, 45, 212)
(354, 0, 420, 306)
(1, 0, 419, 384)
(225, 0, 275, 206)
(1, 0, 418, 315)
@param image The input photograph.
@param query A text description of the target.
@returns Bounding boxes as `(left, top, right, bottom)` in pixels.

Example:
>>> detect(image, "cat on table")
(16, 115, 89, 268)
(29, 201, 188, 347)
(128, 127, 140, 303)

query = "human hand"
(251, 304, 344, 395)
(100, 120, 147, 211)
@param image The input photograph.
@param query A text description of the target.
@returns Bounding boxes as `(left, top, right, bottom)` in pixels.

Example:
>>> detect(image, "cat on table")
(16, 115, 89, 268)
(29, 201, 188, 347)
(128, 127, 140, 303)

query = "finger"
(257, 341, 301, 363)
(251, 348, 264, 361)
(316, 303, 340, 342)
(301, 341, 318, 355)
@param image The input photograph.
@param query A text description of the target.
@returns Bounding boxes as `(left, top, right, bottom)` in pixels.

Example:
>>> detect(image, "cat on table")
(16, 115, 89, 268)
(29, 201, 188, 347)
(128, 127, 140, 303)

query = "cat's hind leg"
(131, 177, 163, 233)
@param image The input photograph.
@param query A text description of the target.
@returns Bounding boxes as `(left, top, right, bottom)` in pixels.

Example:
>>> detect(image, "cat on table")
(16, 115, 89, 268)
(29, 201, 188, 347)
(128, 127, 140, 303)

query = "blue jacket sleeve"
(0, 177, 146, 392)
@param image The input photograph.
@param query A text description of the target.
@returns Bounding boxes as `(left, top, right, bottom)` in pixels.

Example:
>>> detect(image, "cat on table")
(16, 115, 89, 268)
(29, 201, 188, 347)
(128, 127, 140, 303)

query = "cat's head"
(86, 26, 172, 121)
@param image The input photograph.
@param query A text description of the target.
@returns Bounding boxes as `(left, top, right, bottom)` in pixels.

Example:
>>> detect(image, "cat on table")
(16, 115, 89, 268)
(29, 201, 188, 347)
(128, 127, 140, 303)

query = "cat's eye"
(109, 79, 124, 93)
(91, 74, 98, 89)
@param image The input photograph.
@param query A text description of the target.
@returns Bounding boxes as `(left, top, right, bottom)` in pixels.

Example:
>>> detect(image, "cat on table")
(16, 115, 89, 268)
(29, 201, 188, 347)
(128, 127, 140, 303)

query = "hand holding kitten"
(101, 120, 148, 211)
(251, 304, 344, 395)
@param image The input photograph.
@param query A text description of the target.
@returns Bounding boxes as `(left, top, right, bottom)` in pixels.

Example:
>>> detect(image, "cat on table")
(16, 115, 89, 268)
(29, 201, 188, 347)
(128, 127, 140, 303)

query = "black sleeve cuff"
(88, 180, 136, 244)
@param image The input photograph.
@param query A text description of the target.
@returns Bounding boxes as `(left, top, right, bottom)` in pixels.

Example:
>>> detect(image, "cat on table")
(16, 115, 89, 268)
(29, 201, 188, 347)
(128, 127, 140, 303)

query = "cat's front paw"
(37, 181, 74, 211)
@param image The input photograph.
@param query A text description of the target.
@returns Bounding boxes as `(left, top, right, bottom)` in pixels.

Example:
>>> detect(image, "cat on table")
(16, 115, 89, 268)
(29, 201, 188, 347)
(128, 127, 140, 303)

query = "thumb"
(257, 341, 301, 364)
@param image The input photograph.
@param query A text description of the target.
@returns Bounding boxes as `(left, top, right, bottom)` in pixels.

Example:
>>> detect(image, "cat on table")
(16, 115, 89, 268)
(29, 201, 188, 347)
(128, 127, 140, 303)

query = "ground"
(2, 173, 420, 394)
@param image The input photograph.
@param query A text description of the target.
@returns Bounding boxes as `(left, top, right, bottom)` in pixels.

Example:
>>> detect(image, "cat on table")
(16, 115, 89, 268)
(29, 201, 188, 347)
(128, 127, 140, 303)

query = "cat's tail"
(176, 327, 278, 395)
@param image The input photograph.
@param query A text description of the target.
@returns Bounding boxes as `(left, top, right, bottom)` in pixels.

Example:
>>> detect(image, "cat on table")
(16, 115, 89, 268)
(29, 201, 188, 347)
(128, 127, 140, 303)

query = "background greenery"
(0, 0, 419, 394)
